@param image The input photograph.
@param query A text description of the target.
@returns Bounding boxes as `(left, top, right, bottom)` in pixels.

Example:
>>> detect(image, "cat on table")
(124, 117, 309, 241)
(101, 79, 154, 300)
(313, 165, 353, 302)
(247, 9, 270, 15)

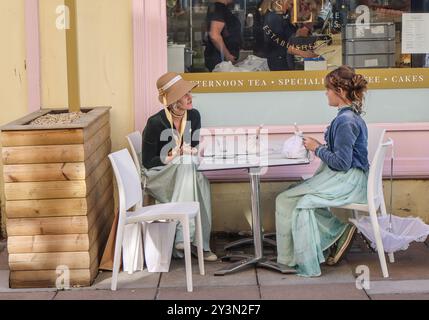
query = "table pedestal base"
(224, 235, 276, 250)
(214, 255, 297, 276)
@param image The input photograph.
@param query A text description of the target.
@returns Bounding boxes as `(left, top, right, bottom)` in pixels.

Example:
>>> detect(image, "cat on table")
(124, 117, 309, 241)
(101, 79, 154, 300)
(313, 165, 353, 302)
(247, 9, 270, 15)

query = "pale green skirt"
(275, 163, 367, 277)
(142, 155, 212, 253)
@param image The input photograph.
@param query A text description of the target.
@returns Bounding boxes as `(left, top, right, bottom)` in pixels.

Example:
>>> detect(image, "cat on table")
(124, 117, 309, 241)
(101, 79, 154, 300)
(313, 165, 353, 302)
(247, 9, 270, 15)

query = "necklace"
(170, 109, 185, 118)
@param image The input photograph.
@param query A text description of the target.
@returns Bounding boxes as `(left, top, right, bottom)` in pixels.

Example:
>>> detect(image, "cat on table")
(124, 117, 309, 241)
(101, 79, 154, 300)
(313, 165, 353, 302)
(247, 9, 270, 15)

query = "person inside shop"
(260, 0, 319, 71)
(141, 72, 217, 262)
(275, 65, 369, 277)
(204, 0, 242, 71)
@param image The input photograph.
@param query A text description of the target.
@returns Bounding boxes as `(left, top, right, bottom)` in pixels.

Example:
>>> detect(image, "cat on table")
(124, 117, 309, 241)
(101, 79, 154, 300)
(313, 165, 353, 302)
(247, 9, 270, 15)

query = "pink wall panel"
(133, 0, 167, 132)
(201, 123, 429, 181)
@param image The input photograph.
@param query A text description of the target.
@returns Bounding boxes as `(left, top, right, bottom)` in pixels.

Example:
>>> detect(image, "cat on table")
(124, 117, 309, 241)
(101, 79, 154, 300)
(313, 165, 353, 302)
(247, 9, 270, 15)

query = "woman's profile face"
(325, 88, 341, 107)
(178, 92, 193, 110)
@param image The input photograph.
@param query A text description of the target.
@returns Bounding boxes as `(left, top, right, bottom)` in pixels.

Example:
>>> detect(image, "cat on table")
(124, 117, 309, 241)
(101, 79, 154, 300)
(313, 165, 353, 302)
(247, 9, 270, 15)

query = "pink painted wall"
(200, 123, 429, 181)
(133, 0, 167, 132)
(24, 0, 41, 113)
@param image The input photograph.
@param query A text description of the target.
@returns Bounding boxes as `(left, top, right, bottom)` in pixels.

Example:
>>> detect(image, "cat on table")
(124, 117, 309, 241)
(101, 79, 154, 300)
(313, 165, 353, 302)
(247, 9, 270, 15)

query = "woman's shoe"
(175, 242, 184, 251)
(190, 246, 218, 262)
(203, 251, 218, 262)
(326, 224, 357, 266)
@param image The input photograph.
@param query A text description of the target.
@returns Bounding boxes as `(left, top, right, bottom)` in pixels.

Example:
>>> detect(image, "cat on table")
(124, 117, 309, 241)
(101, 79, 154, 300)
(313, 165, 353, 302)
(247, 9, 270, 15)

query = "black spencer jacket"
(141, 108, 201, 169)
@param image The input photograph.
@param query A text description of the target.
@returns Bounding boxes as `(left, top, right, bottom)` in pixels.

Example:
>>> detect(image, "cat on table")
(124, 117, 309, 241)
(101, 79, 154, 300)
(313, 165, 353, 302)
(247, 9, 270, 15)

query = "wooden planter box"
(0, 107, 114, 288)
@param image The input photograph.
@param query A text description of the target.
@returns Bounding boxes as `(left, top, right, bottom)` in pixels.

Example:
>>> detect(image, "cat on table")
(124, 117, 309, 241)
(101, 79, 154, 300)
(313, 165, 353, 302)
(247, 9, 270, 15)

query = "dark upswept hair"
(324, 65, 368, 114)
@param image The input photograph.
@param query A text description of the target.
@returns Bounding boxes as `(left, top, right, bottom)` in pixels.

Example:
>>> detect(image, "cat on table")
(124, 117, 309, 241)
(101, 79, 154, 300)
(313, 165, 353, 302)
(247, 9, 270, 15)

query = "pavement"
(0, 234, 429, 300)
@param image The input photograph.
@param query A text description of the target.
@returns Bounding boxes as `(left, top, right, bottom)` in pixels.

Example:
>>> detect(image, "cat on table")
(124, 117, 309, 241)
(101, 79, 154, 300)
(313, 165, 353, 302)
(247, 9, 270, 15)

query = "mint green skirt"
(275, 163, 367, 277)
(142, 155, 212, 252)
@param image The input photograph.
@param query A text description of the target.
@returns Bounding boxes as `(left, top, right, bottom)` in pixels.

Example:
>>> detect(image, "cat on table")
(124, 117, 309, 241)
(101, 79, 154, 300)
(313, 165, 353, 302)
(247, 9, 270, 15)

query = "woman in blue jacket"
(275, 65, 369, 277)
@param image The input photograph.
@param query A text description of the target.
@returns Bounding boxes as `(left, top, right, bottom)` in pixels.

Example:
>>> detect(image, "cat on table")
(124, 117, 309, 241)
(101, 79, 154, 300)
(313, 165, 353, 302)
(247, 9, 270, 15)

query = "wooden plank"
(89, 257, 101, 286)
(2, 144, 84, 164)
(88, 198, 114, 249)
(85, 138, 111, 178)
(7, 192, 113, 253)
(7, 234, 89, 254)
(6, 183, 113, 236)
(6, 197, 88, 219)
(86, 168, 113, 212)
(0, 128, 84, 147)
(6, 216, 89, 236)
(9, 256, 101, 288)
(0, 109, 51, 131)
(4, 180, 87, 200)
(83, 112, 109, 142)
(88, 212, 113, 269)
(85, 157, 111, 193)
(5, 169, 112, 218)
(87, 185, 113, 230)
(9, 269, 91, 289)
(3, 162, 85, 182)
(3, 137, 111, 183)
(8, 251, 91, 271)
(84, 123, 110, 160)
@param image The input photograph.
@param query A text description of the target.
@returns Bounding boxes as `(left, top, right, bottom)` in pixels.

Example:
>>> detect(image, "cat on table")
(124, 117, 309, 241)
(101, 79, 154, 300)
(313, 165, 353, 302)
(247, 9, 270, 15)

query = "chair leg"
(351, 210, 362, 234)
(181, 216, 193, 292)
(195, 211, 205, 276)
(369, 208, 389, 278)
(136, 222, 144, 271)
(111, 219, 126, 291)
(379, 202, 395, 263)
(126, 224, 140, 275)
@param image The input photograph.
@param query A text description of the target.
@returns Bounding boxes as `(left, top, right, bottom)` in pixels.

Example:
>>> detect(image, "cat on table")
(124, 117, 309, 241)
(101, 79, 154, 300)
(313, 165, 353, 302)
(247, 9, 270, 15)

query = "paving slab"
(90, 270, 161, 290)
(260, 283, 369, 300)
(365, 280, 429, 295)
(157, 285, 260, 300)
(54, 288, 157, 300)
(257, 260, 356, 286)
(159, 259, 257, 289)
(346, 242, 429, 281)
(370, 293, 429, 300)
(0, 291, 57, 300)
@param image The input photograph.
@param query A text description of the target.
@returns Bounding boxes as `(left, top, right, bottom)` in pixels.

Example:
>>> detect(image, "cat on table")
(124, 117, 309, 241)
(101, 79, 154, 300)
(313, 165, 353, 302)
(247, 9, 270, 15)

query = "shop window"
(167, 0, 429, 73)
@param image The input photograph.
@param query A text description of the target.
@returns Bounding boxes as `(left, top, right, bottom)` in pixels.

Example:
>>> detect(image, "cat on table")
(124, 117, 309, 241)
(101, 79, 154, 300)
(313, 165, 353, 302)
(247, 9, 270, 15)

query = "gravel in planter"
(29, 112, 85, 125)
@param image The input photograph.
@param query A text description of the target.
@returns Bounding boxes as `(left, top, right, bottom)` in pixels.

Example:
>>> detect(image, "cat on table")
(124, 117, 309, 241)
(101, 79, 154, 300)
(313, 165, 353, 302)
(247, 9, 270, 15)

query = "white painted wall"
(193, 88, 429, 127)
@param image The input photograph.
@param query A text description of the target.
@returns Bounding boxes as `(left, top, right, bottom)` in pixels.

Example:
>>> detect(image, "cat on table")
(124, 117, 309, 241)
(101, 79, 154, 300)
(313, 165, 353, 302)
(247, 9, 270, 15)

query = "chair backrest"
(367, 125, 386, 164)
(126, 131, 143, 175)
(367, 139, 392, 211)
(108, 149, 143, 212)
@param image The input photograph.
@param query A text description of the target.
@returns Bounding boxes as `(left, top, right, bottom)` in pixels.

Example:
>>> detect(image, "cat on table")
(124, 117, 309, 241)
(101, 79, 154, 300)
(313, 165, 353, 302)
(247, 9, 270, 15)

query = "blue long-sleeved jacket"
(315, 106, 369, 172)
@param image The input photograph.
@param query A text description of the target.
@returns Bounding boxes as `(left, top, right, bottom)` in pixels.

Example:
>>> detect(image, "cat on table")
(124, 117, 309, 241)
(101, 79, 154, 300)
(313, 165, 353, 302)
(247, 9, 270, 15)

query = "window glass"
(166, 0, 429, 73)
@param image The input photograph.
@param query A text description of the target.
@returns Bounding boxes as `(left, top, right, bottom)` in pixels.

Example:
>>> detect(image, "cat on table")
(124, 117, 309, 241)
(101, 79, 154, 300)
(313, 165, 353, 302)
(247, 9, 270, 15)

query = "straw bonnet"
(157, 72, 197, 106)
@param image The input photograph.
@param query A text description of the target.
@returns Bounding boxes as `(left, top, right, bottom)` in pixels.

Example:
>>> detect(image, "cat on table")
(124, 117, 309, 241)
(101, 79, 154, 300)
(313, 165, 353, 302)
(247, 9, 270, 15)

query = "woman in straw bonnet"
(141, 72, 217, 262)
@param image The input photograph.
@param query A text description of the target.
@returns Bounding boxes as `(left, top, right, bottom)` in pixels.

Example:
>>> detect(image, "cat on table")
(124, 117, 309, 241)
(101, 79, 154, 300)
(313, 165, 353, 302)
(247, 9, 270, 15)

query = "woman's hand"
(225, 52, 237, 63)
(181, 143, 198, 156)
(288, 47, 319, 59)
(303, 136, 322, 152)
(164, 145, 181, 164)
(301, 50, 319, 59)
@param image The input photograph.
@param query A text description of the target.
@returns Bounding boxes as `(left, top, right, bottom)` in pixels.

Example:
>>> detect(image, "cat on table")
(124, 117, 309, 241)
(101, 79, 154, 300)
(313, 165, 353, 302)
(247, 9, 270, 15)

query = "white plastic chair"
(108, 149, 205, 292)
(126, 131, 142, 177)
(334, 132, 394, 278)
